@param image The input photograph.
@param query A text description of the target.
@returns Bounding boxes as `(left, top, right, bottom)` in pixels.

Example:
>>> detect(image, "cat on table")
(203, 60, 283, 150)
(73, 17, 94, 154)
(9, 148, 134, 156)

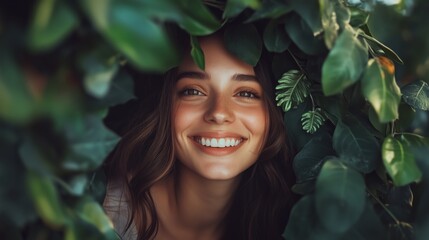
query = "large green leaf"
(284, 195, 340, 240)
(362, 58, 401, 123)
(293, 131, 334, 183)
(28, 0, 78, 50)
(290, 0, 323, 35)
(63, 114, 120, 172)
(26, 171, 67, 228)
(322, 26, 368, 96)
(284, 13, 325, 55)
(315, 159, 366, 233)
(402, 80, 429, 111)
(224, 24, 262, 66)
(333, 116, 379, 173)
(263, 20, 291, 53)
(382, 136, 422, 186)
(175, 0, 221, 35)
(81, 1, 179, 72)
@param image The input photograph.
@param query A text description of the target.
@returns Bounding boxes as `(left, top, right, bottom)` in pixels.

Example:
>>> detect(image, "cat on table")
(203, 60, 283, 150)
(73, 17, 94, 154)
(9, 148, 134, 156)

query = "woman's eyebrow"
(176, 71, 208, 81)
(232, 74, 258, 82)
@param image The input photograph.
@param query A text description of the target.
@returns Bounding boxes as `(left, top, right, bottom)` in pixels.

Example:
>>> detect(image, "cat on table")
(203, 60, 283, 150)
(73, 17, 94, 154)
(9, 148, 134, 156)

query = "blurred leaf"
(322, 26, 368, 96)
(315, 159, 366, 233)
(397, 102, 416, 130)
(26, 171, 67, 228)
(301, 108, 326, 134)
(224, 24, 262, 66)
(399, 133, 429, 148)
(382, 136, 422, 186)
(0, 49, 36, 123)
(190, 36, 205, 70)
(223, 0, 261, 18)
(78, 46, 120, 99)
(19, 137, 55, 175)
(290, 0, 323, 35)
(63, 114, 120, 172)
(97, 70, 135, 107)
(246, 0, 291, 22)
(293, 132, 334, 183)
(55, 174, 88, 196)
(275, 70, 310, 112)
(362, 58, 401, 123)
(76, 197, 116, 236)
(284, 13, 326, 55)
(0, 133, 37, 227)
(284, 195, 340, 240)
(81, 1, 179, 72)
(175, 0, 221, 35)
(402, 80, 429, 111)
(333, 116, 379, 173)
(263, 20, 291, 53)
(319, 0, 351, 49)
(349, 6, 369, 27)
(28, 0, 78, 50)
(291, 180, 315, 195)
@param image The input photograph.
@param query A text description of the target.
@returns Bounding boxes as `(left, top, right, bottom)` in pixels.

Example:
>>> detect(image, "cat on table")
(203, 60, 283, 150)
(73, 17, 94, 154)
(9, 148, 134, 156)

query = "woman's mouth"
(193, 136, 243, 148)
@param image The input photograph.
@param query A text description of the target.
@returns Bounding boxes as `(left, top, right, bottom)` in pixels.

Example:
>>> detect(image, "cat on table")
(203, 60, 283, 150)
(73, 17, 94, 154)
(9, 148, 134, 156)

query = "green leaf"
(382, 136, 422, 186)
(399, 133, 429, 148)
(263, 20, 291, 53)
(301, 108, 326, 134)
(63, 114, 120, 172)
(361, 58, 402, 123)
(246, 0, 291, 22)
(97, 70, 135, 107)
(26, 171, 67, 228)
(284, 195, 340, 240)
(275, 70, 311, 112)
(349, 6, 369, 27)
(81, 1, 179, 72)
(315, 159, 366, 233)
(28, 0, 78, 50)
(319, 0, 351, 49)
(293, 132, 334, 183)
(284, 13, 325, 55)
(290, 0, 323, 35)
(402, 80, 429, 111)
(359, 32, 403, 64)
(333, 116, 379, 173)
(76, 197, 116, 235)
(223, 0, 261, 18)
(83, 64, 119, 99)
(0, 48, 36, 123)
(224, 24, 262, 66)
(190, 36, 205, 70)
(322, 26, 368, 96)
(175, 0, 221, 35)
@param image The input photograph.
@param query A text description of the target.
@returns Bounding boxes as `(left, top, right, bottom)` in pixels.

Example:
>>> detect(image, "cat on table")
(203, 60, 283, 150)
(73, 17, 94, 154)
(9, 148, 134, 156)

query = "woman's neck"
(152, 163, 241, 239)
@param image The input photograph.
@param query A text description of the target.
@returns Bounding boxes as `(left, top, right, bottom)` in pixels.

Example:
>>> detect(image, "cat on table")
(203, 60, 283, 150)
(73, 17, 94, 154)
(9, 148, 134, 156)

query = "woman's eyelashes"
(235, 90, 260, 99)
(180, 88, 205, 96)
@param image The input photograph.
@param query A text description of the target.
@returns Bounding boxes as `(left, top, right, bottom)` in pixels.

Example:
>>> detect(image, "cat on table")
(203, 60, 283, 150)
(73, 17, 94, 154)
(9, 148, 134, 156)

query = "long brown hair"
(105, 40, 296, 240)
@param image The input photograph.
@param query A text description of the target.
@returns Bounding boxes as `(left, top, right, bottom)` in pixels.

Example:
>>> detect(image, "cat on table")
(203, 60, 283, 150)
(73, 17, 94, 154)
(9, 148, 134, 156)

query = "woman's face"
(172, 35, 268, 181)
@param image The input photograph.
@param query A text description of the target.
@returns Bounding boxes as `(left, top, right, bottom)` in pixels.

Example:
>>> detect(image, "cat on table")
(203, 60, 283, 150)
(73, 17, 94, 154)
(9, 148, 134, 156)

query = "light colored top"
(103, 180, 137, 240)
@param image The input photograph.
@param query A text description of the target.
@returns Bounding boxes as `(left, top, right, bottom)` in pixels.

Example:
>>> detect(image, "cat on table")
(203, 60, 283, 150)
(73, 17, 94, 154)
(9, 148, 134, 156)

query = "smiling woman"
(103, 30, 296, 240)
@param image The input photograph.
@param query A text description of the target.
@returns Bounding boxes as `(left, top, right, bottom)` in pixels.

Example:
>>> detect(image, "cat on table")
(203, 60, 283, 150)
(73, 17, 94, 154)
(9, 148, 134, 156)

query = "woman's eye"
(237, 91, 259, 99)
(181, 89, 204, 96)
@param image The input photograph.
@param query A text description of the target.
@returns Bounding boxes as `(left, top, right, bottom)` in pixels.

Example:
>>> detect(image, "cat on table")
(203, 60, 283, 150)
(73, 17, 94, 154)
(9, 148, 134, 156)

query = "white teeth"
(196, 137, 242, 148)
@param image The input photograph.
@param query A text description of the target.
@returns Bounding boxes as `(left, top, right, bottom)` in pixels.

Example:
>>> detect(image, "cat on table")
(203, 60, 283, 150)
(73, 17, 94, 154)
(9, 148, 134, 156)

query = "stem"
(287, 49, 307, 75)
(367, 189, 407, 239)
(309, 93, 316, 111)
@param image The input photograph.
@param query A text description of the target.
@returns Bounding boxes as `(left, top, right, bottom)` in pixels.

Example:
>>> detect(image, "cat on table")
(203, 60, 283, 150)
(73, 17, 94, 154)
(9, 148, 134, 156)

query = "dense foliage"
(1, 0, 428, 239)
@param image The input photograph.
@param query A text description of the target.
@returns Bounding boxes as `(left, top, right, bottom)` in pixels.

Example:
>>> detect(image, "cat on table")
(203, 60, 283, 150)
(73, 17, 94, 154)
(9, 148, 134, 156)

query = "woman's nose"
(204, 94, 235, 124)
